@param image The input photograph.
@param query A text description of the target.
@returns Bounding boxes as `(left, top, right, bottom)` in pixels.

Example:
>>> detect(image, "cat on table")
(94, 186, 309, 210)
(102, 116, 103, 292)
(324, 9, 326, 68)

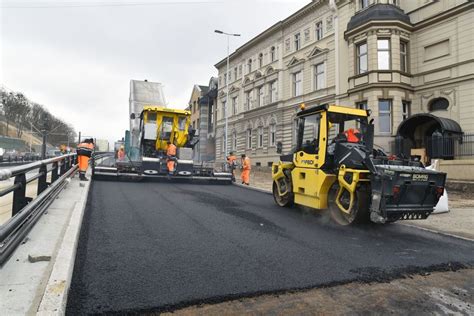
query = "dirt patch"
(162, 269, 474, 316)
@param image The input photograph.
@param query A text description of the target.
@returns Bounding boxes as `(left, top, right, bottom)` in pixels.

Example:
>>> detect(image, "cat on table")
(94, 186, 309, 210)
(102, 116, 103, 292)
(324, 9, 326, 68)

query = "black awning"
(396, 113, 463, 138)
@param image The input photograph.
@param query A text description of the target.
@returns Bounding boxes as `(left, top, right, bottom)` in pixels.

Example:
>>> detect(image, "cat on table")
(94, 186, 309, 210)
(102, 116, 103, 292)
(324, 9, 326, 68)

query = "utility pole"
(41, 130, 47, 159)
(215, 30, 241, 167)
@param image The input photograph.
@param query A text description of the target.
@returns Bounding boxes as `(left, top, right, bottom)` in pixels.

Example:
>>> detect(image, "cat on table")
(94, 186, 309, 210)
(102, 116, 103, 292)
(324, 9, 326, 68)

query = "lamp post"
(215, 29, 240, 166)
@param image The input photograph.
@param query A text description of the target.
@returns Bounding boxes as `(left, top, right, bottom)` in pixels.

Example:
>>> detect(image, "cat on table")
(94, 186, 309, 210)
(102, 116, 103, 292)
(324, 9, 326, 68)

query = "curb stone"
(36, 176, 91, 315)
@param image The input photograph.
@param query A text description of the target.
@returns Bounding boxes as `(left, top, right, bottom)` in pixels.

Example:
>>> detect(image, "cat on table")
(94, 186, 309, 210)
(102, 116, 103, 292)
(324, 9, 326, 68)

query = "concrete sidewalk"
(234, 169, 474, 240)
(0, 172, 90, 315)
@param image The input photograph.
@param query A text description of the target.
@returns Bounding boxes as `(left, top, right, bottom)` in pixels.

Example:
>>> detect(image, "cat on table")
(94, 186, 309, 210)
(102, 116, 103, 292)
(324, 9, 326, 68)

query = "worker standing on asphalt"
(166, 140, 177, 177)
(240, 154, 251, 185)
(76, 138, 94, 181)
(226, 151, 237, 182)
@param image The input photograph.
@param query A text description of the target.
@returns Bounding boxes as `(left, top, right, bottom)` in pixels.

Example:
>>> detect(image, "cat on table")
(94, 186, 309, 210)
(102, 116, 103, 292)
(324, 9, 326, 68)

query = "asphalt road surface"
(67, 180, 474, 314)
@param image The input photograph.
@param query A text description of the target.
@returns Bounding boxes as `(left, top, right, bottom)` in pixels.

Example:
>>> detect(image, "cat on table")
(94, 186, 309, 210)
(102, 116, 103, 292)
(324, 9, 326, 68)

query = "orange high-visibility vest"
(344, 128, 361, 143)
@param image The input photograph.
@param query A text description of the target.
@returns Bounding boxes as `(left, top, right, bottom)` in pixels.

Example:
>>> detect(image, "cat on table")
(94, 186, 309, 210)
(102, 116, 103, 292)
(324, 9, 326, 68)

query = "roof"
(347, 4, 411, 31)
(215, 0, 325, 68)
(297, 104, 368, 118)
(397, 113, 463, 137)
(198, 85, 209, 95)
(143, 106, 190, 116)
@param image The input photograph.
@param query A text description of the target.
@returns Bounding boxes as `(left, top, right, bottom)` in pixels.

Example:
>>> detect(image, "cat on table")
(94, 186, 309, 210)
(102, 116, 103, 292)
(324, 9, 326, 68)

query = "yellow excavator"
(272, 104, 446, 225)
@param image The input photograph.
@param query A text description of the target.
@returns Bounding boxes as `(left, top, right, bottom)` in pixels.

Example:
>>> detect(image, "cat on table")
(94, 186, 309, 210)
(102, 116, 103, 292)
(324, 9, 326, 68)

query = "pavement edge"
(36, 176, 91, 315)
(233, 182, 272, 195)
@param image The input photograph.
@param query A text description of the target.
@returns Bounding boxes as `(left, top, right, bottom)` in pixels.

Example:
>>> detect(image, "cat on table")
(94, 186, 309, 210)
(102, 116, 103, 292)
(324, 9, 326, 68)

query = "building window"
(357, 101, 368, 110)
(378, 100, 392, 134)
(316, 21, 323, 41)
(245, 92, 251, 110)
(294, 33, 301, 51)
(270, 81, 277, 103)
(377, 39, 391, 70)
(238, 65, 242, 76)
(247, 59, 252, 73)
(224, 73, 227, 84)
(314, 63, 325, 90)
(402, 101, 411, 120)
(357, 42, 368, 74)
(222, 100, 227, 119)
(232, 130, 237, 150)
(258, 53, 263, 68)
(232, 96, 238, 115)
(293, 71, 302, 97)
(304, 28, 310, 42)
(258, 86, 264, 107)
(360, 0, 369, 9)
(400, 41, 408, 72)
(247, 129, 252, 149)
(234, 67, 238, 79)
(429, 98, 449, 111)
(258, 126, 263, 148)
(285, 39, 291, 52)
(270, 46, 276, 62)
(269, 124, 276, 147)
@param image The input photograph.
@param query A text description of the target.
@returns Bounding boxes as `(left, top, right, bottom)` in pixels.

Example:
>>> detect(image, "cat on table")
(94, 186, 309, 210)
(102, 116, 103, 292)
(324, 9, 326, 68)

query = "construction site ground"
(234, 169, 474, 240)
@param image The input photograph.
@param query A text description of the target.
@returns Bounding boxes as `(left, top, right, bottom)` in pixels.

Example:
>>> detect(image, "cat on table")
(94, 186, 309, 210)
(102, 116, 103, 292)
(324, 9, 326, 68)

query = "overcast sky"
(0, 0, 310, 145)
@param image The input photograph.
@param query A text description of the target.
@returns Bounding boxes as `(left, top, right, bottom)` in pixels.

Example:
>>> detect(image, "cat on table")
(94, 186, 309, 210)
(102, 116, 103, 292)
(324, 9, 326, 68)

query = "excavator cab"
(272, 104, 446, 225)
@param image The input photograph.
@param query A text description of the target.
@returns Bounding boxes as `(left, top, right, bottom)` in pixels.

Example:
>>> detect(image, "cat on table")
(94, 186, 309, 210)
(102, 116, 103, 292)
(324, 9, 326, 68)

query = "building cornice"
(412, 1, 474, 31)
(344, 20, 412, 39)
(215, 0, 329, 69)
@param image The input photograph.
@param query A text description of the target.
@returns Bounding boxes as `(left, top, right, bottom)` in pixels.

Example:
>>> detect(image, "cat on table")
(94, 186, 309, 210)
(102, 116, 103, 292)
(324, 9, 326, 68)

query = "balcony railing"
(390, 133, 474, 160)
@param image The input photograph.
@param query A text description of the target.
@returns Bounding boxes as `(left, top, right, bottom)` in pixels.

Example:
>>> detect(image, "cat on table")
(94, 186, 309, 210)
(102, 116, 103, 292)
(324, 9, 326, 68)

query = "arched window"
(429, 98, 449, 111)
(270, 46, 276, 62)
(247, 59, 252, 73)
(258, 53, 263, 68)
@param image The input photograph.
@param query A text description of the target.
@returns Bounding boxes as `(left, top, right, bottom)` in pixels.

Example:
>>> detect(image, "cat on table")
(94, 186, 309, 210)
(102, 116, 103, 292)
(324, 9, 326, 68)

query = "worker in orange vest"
(344, 128, 362, 143)
(240, 154, 251, 185)
(166, 140, 177, 177)
(76, 138, 94, 181)
(227, 151, 237, 182)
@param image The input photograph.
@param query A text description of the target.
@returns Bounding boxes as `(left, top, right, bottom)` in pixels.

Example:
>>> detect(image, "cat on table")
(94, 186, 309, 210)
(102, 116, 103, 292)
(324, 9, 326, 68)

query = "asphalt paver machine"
(272, 104, 446, 225)
(93, 80, 231, 182)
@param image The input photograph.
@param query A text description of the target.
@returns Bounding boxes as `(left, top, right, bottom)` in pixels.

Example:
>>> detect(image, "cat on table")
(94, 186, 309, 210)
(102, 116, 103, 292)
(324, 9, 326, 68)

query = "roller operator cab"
(272, 104, 447, 225)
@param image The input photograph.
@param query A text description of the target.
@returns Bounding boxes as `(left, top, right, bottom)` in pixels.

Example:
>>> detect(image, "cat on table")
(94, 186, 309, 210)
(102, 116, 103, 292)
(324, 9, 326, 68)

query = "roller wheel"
(273, 181, 294, 207)
(329, 184, 370, 225)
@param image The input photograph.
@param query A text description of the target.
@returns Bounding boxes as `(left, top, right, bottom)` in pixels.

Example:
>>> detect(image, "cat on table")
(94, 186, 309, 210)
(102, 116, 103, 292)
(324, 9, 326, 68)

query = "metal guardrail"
(0, 154, 77, 265)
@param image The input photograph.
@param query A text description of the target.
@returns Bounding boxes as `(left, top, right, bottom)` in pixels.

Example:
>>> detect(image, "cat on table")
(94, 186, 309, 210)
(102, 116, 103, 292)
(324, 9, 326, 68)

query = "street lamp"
(215, 29, 240, 166)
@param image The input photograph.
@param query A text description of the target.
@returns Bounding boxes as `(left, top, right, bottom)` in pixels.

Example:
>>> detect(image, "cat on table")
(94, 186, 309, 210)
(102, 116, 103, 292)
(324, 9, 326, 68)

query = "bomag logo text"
(301, 160, 314, 165)
(413, 174, 429, 181)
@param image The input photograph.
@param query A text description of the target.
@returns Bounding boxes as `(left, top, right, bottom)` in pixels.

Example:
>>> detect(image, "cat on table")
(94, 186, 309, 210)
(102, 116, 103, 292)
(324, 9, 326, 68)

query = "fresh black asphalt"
(67, 180, 474, 314)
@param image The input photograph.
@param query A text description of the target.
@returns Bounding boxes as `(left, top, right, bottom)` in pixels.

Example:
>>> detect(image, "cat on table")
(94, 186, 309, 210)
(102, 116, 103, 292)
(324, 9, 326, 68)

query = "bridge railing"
(0, 154, 77, 265)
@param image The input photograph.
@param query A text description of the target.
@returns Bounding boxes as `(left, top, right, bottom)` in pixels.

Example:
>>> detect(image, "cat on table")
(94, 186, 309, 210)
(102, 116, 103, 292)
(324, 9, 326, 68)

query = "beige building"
(214, 0, 474, 166)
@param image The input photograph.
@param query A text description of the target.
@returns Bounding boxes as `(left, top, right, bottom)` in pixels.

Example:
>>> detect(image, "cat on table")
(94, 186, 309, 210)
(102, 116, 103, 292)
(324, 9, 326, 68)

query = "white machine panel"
(144, 123, 157, 140)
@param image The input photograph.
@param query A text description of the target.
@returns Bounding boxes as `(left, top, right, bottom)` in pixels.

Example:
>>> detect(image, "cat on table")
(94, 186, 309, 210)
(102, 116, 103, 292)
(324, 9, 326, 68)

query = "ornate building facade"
(214, 0, 474, 166)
